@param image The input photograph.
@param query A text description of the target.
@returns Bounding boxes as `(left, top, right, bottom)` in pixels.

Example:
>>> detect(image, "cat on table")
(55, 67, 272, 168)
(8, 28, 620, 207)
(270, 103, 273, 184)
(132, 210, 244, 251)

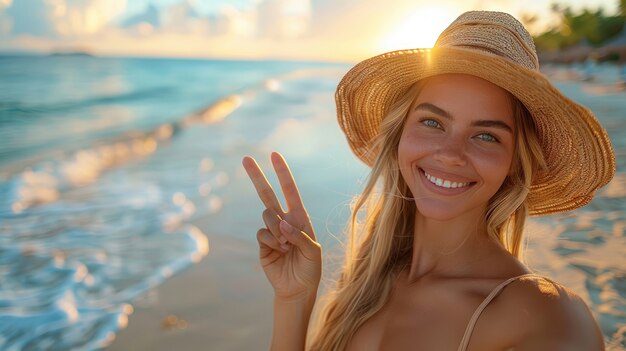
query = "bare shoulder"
(501, 275, 606, 351)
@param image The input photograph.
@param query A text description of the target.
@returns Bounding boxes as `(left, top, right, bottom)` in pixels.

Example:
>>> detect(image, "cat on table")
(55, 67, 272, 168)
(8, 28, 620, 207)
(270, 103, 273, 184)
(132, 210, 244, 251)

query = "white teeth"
(424, 171, 470, 189)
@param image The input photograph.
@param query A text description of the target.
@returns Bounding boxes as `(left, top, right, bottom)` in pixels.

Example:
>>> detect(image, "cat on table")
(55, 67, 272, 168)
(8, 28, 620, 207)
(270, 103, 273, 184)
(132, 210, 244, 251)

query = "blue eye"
(477, 133, 498, 143)
(421, 119, 441, 128)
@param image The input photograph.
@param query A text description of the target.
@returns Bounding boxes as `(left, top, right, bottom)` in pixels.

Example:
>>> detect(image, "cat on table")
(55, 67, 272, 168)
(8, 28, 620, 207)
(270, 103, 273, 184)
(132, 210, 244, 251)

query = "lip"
(418, 167, 476, 195)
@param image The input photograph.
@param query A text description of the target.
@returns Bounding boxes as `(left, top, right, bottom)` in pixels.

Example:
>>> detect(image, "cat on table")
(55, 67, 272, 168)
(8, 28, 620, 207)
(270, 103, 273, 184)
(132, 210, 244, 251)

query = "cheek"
(397, 132, 434, 192)
(470, 148, 514, 185)
(397, 131, 432, 165)
(398, 133, 416, 186)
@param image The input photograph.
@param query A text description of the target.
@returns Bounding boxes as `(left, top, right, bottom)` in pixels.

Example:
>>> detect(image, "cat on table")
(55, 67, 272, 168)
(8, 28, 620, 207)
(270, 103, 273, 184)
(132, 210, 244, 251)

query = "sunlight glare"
(378, 6, 457, 52)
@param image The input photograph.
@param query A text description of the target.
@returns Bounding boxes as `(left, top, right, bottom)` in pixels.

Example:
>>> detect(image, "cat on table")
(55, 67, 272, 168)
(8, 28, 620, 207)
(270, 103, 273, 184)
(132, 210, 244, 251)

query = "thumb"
(279, 220, 319, 256)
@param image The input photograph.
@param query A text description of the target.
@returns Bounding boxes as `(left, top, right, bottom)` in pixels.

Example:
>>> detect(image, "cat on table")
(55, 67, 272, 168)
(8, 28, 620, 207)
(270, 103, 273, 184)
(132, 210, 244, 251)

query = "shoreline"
(108, 225, 274, 350)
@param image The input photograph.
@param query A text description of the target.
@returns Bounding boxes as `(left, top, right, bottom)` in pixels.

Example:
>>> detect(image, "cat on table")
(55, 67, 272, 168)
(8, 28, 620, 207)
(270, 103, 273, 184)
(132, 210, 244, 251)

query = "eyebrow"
(414, 102, 513, 133)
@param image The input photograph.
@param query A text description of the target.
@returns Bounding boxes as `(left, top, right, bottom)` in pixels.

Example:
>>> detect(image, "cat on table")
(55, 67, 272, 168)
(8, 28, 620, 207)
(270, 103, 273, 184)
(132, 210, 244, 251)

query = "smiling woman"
(243, 10, 614, 351)
(378, 6, 458, 51)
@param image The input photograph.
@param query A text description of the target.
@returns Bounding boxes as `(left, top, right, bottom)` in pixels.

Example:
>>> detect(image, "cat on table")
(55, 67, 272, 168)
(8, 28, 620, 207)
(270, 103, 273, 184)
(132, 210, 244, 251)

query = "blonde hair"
(308, 79, 545, 351)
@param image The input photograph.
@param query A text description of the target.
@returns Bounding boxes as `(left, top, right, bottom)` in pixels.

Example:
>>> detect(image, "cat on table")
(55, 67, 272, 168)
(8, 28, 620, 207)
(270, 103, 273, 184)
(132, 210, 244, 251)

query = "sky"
(0, 0, 619, 62)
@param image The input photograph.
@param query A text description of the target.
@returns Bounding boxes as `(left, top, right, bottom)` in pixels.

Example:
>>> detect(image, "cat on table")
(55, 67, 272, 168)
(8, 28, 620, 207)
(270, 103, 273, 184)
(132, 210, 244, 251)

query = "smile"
(423, 171, 472, 189)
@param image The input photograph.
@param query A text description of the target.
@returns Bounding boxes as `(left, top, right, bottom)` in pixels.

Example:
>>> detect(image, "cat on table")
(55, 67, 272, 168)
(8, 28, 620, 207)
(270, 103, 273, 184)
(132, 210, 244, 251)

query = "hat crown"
(434, 11, 539, 71)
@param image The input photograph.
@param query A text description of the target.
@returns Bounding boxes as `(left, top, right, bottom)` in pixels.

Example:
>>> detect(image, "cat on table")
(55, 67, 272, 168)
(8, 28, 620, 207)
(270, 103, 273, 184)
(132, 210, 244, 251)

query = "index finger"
(242, 156, 284, 212)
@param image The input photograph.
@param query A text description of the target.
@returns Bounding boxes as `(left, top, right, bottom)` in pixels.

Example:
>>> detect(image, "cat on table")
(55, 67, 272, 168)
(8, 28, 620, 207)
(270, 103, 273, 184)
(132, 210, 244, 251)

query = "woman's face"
(397, 73, 515, 221)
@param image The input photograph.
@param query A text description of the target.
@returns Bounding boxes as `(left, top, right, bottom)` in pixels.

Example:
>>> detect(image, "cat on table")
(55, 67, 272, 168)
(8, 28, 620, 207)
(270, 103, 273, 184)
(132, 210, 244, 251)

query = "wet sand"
(108, 226, 274, 350)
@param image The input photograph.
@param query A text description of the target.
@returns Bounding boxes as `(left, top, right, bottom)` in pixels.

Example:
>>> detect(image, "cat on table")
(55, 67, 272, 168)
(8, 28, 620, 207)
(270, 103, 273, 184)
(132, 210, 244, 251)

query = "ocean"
(0, 55, 624, 350)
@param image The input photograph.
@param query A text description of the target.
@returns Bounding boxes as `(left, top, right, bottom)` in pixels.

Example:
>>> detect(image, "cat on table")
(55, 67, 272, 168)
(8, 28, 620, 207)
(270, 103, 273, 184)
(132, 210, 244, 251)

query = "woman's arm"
(243, 152, 322, 350)
(265, 218, 321, 350)
(272, 292, 317, 350)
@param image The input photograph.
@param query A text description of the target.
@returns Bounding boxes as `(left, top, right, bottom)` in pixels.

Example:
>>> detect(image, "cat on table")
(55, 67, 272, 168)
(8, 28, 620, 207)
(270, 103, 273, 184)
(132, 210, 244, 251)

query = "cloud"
(163, 1, 201, 29)
(0, 0, 12, 10)
(5, 0, 56, 37)
(257, 0, 311, 39)
(0, 0, 550, 61)
(120, 2, 255, 38)
(0, 0, 443, 60)
(0, 0, 11, 35)
(5, 0, 126, 37)
(209, 5, 256, 37)
(122, 3, 160, 29)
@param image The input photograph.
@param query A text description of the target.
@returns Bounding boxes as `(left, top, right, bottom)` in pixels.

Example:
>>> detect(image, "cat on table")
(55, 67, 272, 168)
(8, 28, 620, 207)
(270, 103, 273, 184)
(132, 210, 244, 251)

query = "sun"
(378, 6, 458, 52)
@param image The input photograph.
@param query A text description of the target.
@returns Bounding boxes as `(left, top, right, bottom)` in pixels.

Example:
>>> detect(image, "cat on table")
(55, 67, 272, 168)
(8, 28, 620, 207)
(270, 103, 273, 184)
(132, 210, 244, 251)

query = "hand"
(242, 152, 322, 301)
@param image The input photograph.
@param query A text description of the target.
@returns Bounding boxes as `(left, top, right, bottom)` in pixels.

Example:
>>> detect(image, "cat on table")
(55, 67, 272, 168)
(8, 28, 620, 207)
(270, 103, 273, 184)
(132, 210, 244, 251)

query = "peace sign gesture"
(242, 152, 321, 300)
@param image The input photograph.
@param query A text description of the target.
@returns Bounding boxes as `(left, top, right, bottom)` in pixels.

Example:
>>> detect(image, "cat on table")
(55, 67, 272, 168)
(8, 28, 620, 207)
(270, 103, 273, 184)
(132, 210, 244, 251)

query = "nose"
(433, 137, 467, 167)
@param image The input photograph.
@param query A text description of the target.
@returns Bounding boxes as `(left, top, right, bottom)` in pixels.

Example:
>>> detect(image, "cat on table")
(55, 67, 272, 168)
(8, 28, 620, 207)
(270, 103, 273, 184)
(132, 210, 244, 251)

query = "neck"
(407, 208, 502, 281)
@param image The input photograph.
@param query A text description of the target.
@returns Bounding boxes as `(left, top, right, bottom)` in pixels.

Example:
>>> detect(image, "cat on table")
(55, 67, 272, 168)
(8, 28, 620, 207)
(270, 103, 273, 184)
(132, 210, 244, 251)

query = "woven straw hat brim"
(336, 47, 616, 216)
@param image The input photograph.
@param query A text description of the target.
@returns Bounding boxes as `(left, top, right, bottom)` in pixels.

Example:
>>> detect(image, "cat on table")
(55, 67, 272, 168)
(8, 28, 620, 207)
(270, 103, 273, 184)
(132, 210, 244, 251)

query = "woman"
(242, 11, 615, 350)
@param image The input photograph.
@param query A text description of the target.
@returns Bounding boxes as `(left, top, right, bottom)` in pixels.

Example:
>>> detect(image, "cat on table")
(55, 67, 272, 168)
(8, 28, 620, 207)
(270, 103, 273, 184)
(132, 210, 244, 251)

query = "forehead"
(412, 74, 514, 123)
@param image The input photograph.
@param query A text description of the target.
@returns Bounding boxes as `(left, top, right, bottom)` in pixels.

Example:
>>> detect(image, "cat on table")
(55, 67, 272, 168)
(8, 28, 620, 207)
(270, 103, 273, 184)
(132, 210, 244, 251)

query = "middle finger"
(271, 152, 306, 213)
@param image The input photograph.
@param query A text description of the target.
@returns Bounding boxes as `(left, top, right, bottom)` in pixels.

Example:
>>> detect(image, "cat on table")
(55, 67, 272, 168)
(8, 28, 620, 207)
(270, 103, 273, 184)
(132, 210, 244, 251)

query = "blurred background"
(0, 0, 625, 350)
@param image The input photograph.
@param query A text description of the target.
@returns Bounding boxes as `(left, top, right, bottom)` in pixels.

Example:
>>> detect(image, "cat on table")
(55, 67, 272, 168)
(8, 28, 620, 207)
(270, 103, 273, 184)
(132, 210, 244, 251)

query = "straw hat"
(336, 10, 615, 216)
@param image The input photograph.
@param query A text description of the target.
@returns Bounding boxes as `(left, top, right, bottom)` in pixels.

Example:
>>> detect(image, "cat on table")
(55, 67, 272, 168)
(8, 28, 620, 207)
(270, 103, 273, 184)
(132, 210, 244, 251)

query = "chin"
(416, 209, 462, 222)
(414, 199, 484, 222)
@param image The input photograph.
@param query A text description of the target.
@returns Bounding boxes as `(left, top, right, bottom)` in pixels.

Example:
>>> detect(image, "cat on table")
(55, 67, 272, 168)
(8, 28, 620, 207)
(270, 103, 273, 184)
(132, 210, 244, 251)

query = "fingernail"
(280, 243, 290, 251)
(278, 235, 288, 244)
(279, 220, 291, 235)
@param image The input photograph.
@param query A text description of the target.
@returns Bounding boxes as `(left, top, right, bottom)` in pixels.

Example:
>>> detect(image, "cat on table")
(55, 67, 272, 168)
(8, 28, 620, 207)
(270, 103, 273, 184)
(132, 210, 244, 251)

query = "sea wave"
(0, 64, 319, 349)
(0, 87, 175, 116)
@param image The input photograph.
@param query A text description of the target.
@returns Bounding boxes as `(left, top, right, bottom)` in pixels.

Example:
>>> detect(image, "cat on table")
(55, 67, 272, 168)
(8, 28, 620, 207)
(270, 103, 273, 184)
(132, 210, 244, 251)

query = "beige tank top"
(457, 273, 542, 351)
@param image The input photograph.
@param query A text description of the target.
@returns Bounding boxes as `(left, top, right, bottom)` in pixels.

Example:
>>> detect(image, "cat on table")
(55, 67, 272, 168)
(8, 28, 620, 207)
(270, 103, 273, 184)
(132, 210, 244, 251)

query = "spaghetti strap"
(456, 273, 540, 351)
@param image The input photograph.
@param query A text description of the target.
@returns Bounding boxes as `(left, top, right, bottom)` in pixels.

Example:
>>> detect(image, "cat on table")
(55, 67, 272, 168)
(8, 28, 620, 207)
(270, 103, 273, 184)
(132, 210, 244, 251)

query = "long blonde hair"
(308, 79, 546, 351)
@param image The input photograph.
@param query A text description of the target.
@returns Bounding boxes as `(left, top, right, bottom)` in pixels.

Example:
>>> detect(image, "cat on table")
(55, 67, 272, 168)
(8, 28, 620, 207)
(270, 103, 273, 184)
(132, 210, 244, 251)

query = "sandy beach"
(108, 229, 274, 350)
